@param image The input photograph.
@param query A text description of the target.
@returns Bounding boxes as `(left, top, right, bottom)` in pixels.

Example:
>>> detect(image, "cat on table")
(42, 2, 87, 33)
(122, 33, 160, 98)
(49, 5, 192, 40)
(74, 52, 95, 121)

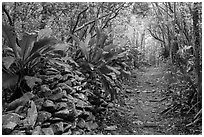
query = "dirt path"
(117, 66, 171, 135)
(103, 66, 183, 135)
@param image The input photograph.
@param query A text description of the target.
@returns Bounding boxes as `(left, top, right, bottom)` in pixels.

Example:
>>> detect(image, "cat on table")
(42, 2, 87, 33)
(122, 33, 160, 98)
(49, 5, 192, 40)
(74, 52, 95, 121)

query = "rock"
(75, 109, 83, 116)
(32, 126, 42, 135)
(34, 98, 44, 111)
(85, 121, 98, 131)
(60, 98, 69, 102)
(37, 111, 52, 124)
(57, 83, 74, 94)
(104, 125, 117, 131)
(53, 108, 76, 121)
(40, 85, 52, 97)
(22, 101, 38, 129)
(70, 120, 77, 129)
(74, 93, 88, 101)
(56, 102, 68, 111)
(75, 98, 92, 110)
(49, 81, 59, 89)
(42, 122, 51, 128)
(77, 118, 86, 129)
(43, 100, 56, 112)
(62, 129, 72, 135)
(78, 111, 94, 121)
(72, 129, 84, 135)
(79, 110, 90, 119)
(51, 87, 63, 94)
(49, 117, 64, 123)
(14, 105, 25, 115)
(41, 127, 54, 135)
(86, 112, 95, 121)
(2, 113, 21, 134)
(50, 122, 64, 135)
(11, 130, 26, 135)
(6, 92, 35, 111)
(48, 90, 67, 102)
(63, 122, 73, 132)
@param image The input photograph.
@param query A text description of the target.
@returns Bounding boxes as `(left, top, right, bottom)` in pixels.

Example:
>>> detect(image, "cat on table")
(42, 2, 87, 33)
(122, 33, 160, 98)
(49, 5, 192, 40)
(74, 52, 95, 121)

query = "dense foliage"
(2, 2, 202, 135)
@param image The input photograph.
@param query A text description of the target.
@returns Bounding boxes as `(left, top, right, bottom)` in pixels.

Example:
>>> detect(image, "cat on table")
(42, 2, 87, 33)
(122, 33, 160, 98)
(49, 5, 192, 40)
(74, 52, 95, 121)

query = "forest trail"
(128, 66, 169, 134)
(105, 66, 178, 135)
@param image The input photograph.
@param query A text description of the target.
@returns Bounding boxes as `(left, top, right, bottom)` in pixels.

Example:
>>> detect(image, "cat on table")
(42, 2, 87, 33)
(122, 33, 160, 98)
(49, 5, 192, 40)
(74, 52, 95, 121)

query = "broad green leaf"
(53, 43, 70, 51)
(37, 28, 52, 41)
(2, 24, 19, 58)
(101, 74, 117, 100)
(98, 33, 107, 48)
(79, 42, 89, 61)
(103, 52, 115, 61)
(84, 33, 91, 48)
(103, 44, 117, 52)
(69, 34, 89, 61)
(29, 38, 57, 57)
(92, 47, 103, 63)
(2, 72, 19, 89)
(52, 43, 70, 57)
(3, 56, 16, 69)
(95, 25, 101, 45)
(19, 33, 37, 60)
(24, 76, 42, 89)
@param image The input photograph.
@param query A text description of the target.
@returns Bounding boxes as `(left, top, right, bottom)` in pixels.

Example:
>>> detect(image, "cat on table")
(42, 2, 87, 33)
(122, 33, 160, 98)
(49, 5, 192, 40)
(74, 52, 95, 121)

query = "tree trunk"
(192, 3, 202, 102)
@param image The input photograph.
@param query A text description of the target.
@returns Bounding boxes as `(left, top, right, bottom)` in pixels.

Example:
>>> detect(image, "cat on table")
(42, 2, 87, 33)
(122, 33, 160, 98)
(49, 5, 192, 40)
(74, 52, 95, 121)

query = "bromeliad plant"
(2, 23, 58, 100)
(69, 26, 131, 102)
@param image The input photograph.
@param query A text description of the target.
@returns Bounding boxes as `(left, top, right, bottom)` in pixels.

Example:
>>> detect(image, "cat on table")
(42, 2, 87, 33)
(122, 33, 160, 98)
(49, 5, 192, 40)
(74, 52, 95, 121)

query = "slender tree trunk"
(192, 3, 202, 104)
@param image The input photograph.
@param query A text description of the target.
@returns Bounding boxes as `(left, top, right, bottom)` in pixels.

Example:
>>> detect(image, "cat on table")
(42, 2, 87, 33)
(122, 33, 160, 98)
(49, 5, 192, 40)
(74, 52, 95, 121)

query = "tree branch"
(102, 12, 119, 29)
(148, 28, 165, 43)
(2, 4, 13, 26)
(72, 6, 89, 33)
